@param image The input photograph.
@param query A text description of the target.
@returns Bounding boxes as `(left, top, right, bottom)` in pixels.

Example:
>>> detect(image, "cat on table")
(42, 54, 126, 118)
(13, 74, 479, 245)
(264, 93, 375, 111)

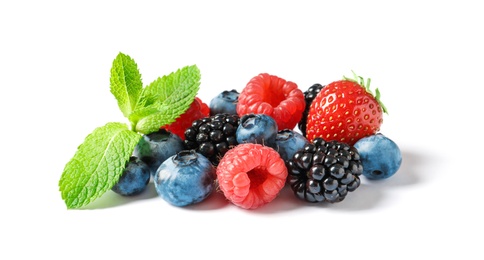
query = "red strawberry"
(216, 143, 287, 210)
(161, 97, 210, 140)
(236, 73, 305, 131)
(306, 73, 387, 146)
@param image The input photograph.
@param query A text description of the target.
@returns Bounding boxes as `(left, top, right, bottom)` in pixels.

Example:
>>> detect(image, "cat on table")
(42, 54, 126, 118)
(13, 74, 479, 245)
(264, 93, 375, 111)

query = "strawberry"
(306, 72, 387, 146)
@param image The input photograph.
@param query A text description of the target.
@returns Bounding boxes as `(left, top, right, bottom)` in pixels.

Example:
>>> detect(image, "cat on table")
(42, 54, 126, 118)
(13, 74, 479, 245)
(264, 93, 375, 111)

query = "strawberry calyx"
(343, 71, 388, 114)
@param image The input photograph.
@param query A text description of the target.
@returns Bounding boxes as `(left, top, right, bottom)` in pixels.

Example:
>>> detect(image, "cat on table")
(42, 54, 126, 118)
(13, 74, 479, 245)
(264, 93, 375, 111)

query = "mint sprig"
(59, 52, 200, 209)
(129, 65, 201, 133)
(59, 123, 141, 209)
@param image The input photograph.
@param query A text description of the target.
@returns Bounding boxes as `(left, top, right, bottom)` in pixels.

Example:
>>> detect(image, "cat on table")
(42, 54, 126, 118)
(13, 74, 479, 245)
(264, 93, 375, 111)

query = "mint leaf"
(135, 65, 200, 109)
(131, 65, 201, 134)
(128, 105, 160, 128)
(134, 96, 192, 134)
(58, 122, 142, 209)
(110, 52, 143, 118)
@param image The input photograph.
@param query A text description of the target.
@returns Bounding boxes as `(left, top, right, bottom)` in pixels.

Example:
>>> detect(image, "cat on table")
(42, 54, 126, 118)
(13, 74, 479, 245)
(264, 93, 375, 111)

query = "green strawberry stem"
(343, 71, 388, 114)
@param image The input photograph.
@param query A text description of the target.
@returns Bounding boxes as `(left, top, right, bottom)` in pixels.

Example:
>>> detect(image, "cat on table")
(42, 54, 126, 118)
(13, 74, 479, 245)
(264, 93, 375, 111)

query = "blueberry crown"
(173, 150, 198, 166)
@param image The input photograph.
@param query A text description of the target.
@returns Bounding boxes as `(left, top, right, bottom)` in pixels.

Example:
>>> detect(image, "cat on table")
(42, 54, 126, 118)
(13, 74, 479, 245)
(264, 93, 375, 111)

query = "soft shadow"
(249, 186, 307, 214)
(81, 183, 159, 210)
(384, 150, 421, 187)
(326, 148, 427, 211)
(360, 148, 429, 189)
(249, 183, 383, 213)
(256, 148, 426, 213)
(322, 183, 384, 211)
(183, 190, 230, 211)
(80, 149, 426, 211)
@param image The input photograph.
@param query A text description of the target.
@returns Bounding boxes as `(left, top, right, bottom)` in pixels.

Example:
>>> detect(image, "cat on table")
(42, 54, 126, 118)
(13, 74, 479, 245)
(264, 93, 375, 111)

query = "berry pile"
(111, 72, 402, 210)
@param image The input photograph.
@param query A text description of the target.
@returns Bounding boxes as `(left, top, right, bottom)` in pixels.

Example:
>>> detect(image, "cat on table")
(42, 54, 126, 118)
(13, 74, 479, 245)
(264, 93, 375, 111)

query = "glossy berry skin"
(306, 77, 385, 146)
(274, 129, 310, 162)
(354, 133, 402, 180)
(209, 89, 239, 116)
(133, 129, 186, 176)
(154, 150, 216, 207)
(298, 83, 325, 137)
(162, 97, 210, 140)
(236, 73, 306, 131)
(236, 114, 278, 147)
(287, 138, 363, 203)
(112, 156, 151, 196)
(216, 143, 287, 209)
(184, 113, 240, 166)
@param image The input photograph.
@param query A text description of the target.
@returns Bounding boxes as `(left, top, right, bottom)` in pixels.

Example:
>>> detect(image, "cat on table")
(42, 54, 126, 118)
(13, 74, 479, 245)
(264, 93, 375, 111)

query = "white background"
(1, 0, 483, 259)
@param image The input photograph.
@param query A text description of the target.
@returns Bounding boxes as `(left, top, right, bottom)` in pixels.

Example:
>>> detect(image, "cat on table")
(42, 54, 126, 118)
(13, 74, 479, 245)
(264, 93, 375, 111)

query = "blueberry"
(274, 129, 310, 162)
(236, 114, 278, 147)
(353, 133, 402, 180)
(209, 89, 239, 115)
(112, 156, 151, 196)
(154, 150, 216, 207)
(133, 129, 185, 176)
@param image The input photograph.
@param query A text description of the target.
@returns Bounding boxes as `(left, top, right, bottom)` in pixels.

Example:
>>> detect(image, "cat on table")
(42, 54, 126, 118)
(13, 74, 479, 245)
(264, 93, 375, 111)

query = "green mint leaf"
(133, 77, 165, 109)
(135, 65, 199, 109)
(131, 65, 201, 134)
(128, 105, 159, 128)
(135, 95, 193, 134)
(110, 52, 143, 118)
(58, 122, 142, 209)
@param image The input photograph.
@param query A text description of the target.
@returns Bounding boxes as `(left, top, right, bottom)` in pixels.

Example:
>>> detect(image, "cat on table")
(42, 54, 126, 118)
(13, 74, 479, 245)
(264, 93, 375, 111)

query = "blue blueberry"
(209, 89, 239, 115)
(274, 129, 310, 162)
(353, 133, 402, 180)
(236, 113, 278, 147)
(133, 129, 185, 176)
(112, 156, 151, 196)
(154, 150, 216, 207)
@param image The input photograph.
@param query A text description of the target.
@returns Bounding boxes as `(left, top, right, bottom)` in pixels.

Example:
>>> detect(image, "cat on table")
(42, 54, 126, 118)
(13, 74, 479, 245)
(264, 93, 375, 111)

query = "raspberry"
(184, 113, 240, 166)
(236, 73, 305, 131)
(298, 83, 325, 136)
(162, 97, 210, 140)
(216, 143, 288, 209)
(287, 138, 363, 203)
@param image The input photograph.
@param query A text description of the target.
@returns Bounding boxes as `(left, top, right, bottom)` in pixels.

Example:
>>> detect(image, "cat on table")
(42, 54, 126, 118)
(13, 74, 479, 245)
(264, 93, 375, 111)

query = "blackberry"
(184, 113, 240, 166)
(298, 83, 325, 136)
(287, 137, 363, 203)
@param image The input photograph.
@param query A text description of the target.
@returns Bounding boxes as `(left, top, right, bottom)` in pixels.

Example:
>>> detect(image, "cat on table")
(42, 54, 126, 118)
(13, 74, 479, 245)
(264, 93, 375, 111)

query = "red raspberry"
(161, 97, 210, 140)
(236, 73, 305, 131)
(216, 143, 288, 209)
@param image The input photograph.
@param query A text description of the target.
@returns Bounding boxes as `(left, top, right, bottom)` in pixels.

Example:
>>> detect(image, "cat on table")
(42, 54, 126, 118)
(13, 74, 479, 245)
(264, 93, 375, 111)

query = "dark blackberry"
(184, 113, 240, 166)
(298, 83, 325, 136)
(287, 137, 363, 203)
